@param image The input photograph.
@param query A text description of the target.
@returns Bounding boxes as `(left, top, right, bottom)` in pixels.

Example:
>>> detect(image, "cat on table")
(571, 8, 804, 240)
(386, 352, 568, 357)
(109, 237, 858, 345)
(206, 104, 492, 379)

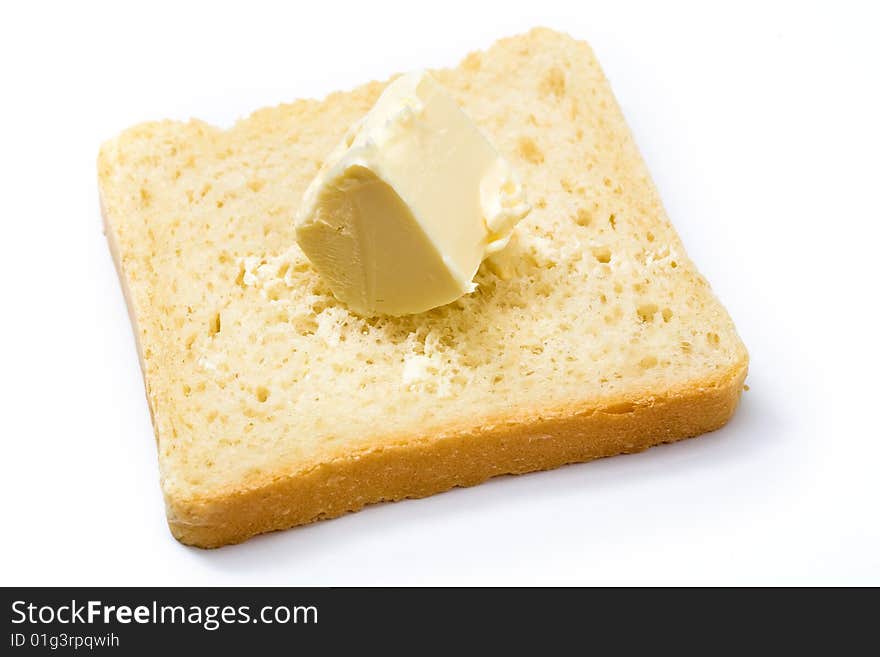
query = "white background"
(1, 0, 878, 586)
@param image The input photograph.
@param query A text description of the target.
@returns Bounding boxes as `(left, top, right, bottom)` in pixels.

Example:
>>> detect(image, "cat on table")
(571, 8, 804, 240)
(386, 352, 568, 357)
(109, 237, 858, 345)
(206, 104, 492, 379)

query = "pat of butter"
(295, 71, 530, 316)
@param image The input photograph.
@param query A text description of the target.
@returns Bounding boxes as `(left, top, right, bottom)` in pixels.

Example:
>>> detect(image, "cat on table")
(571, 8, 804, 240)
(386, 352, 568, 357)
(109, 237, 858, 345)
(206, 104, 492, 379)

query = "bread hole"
(247, 179, 265, 193)
(253, 386, 270, 404)
(592, 246, 612, 263)
(540, 67, 566, 98)
(681, 341, 692, 353)
(637, 303, 659, 323)
(603, 177, 613, 188)
(311, 299, 331, 315)
(609, 214, 617, 229)
(266, 285, 283, 302)
(139, 187, 152, 207)
(647, 231, 655, 242)
(662, 308, 673, 323)
(707, 332, 721, 347)
(535, 197, 547, 209)
(182, 384, 192, 396)
(670, 261, 678, 269)
(234, 265, 246, 288)
(209, 312, 221, 336)
(517, 137, 545, 164)
(599, 294, 607, 304)
(294, 316, 318, 336)
(574, 208, 592, 226)
(216, 200, 224, 208)
(604, 402, 635, 415)
(639, 355, 658, 369)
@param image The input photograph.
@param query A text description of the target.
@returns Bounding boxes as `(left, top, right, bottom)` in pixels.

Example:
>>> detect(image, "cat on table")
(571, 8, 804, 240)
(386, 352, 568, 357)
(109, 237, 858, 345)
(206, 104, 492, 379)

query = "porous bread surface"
(98, 28, 748, 546)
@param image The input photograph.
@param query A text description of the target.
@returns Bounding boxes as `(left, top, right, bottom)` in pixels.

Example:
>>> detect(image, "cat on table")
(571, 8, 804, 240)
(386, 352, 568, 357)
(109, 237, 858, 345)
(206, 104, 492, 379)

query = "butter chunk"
(295, 71, 530, 316)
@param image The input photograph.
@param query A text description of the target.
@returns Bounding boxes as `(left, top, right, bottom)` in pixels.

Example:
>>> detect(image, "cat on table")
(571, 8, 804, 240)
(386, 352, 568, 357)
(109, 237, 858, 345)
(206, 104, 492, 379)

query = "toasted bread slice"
(98, 28, 748, 547)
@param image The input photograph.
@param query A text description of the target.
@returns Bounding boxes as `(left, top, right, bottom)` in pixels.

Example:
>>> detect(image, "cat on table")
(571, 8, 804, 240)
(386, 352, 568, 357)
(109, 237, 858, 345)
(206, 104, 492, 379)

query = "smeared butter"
(295, 71, 530, 316)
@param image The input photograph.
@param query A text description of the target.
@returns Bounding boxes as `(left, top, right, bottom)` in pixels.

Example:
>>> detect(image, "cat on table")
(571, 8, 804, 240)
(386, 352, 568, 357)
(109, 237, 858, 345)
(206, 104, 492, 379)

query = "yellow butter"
(295, 71, 530, 316)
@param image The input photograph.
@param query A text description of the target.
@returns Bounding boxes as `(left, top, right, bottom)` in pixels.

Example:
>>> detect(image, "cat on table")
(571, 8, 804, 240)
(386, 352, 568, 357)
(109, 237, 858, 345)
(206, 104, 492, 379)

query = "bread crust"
(162, 361, 746, 547)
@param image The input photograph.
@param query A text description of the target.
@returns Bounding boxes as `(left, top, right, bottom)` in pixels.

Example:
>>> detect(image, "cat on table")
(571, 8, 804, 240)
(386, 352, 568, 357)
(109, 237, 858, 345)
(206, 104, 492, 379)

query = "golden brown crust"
(165, 360, 746, 547)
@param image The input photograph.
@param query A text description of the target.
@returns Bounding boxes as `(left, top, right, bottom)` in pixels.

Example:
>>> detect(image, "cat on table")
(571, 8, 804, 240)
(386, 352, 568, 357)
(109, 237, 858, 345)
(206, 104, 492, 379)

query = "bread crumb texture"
(98, 28, 747, 544)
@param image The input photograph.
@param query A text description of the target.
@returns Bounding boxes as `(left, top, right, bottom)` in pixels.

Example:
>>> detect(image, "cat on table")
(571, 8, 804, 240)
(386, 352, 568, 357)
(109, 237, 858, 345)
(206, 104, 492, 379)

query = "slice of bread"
(98, 27, 748, 547)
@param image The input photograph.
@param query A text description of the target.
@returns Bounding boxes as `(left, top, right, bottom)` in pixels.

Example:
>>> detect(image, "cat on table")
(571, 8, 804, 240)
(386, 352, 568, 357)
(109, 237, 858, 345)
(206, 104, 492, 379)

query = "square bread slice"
(98, 28, 748, 547)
